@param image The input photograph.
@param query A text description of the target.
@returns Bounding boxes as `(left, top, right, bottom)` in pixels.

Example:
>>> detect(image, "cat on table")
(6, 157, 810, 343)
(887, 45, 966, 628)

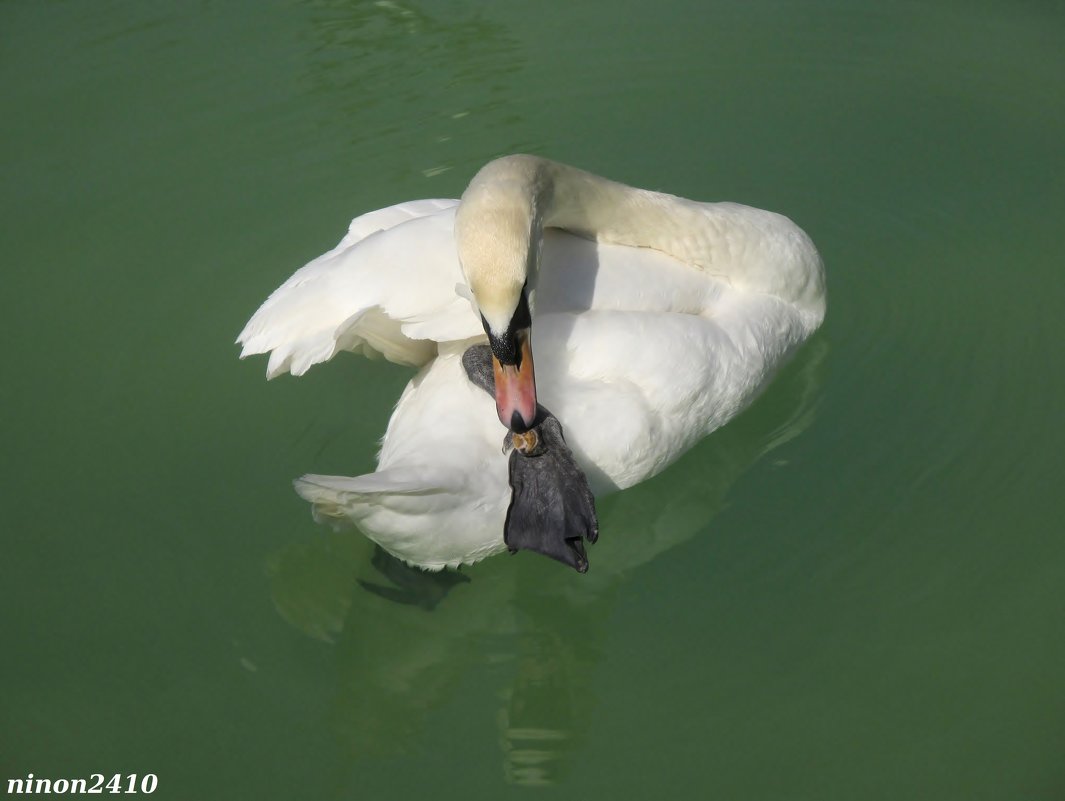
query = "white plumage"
(238, 156, 825, 569)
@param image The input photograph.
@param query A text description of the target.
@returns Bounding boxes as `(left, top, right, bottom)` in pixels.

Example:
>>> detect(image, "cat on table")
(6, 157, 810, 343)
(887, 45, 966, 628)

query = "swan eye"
(511, 283, 532, 328)
(481, 286, 532, 366)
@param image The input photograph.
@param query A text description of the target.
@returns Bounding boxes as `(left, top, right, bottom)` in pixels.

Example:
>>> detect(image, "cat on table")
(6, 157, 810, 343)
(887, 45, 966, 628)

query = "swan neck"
(537, 158, 728, 273)
(540, 160, 671, 244)
(458, 155, 826, 321)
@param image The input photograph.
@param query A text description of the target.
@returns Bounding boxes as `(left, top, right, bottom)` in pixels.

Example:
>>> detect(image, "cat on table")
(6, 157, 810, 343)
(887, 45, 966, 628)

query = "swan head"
(456, 188, 541, 433)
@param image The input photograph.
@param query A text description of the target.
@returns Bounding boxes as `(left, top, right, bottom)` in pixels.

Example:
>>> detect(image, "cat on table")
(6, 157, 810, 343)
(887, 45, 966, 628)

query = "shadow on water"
(265, 336, 828, 786)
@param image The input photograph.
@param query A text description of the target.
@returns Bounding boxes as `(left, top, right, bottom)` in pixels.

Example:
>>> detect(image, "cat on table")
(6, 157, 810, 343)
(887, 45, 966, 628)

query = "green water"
(3, 1, 1063, 798)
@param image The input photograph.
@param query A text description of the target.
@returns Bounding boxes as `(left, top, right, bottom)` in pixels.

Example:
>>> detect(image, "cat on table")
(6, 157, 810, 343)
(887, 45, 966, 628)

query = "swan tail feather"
(294, 469, 452, 530)
(294, 469, 490, 570)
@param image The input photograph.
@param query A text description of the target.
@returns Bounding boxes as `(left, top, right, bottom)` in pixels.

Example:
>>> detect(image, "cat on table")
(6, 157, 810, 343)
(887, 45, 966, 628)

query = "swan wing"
(237, 199, 482, 377)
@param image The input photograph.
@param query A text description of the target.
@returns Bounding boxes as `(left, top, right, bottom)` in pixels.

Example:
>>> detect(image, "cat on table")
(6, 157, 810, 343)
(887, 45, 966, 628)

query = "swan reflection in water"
(266, 338, 825, 785)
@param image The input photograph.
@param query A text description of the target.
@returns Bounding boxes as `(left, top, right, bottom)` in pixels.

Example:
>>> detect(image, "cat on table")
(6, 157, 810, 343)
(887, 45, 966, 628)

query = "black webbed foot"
(462, 344, 600, 573)
(504, 415, 598, 572)
(357, 545, 470, 610)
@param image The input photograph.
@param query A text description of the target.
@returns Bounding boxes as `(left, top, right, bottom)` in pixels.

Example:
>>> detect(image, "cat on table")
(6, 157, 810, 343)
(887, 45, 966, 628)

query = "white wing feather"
(236, 199, 481, 377)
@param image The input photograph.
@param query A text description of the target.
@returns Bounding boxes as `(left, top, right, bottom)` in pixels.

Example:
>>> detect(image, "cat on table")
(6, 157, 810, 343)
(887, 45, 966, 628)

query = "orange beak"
(491, 330, 537, 432)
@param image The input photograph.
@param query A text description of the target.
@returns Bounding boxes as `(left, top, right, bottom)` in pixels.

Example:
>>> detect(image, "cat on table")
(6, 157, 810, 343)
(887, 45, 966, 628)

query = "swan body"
(239, 156, 825, 569)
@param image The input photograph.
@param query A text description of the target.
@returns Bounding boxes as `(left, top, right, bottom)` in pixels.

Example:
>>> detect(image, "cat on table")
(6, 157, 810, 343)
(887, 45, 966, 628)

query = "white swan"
(238, 155, 825, 570)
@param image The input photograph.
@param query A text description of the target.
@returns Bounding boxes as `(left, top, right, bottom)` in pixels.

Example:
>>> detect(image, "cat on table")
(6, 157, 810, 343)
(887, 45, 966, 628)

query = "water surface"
(3, 1, 1063, 798)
